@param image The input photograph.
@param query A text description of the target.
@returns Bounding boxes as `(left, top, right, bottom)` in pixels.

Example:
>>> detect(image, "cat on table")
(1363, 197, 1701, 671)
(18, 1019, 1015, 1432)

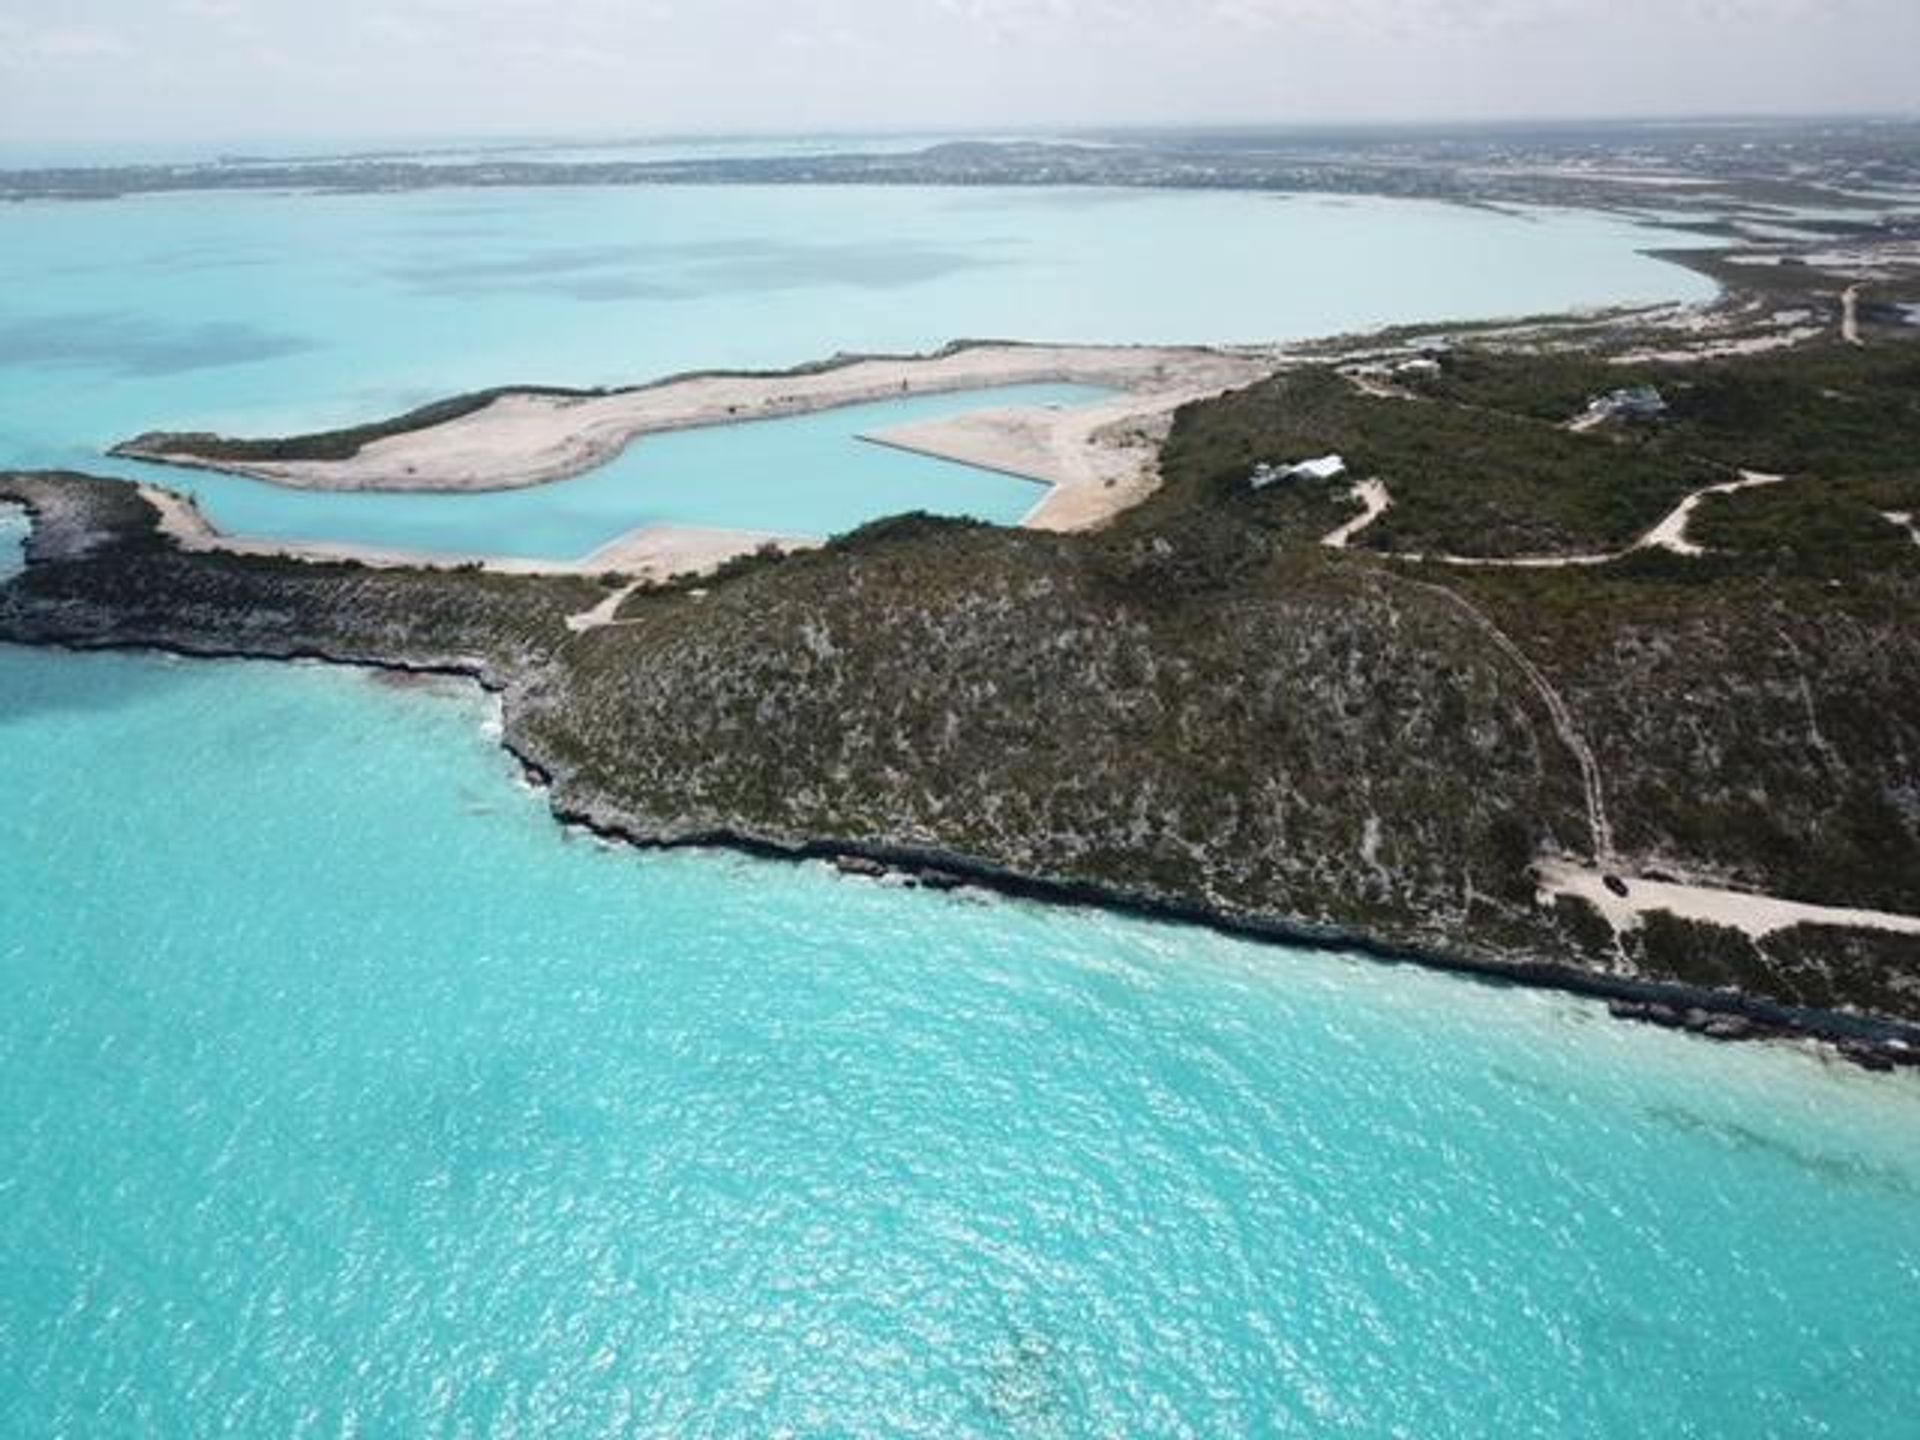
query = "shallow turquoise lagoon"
(1, 185, 1714, 467)
(161, 383, 1103, 562)
(1, 184, 1716, 556)
(1, 645, 1916, 1436)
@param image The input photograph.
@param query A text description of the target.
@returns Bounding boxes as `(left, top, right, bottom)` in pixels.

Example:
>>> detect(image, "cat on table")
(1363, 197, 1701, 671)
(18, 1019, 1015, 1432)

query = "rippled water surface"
(2, 646, 1916, 1436)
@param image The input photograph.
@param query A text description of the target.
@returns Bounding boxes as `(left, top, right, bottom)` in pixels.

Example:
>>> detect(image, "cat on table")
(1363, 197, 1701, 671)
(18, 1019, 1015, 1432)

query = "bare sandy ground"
(1607, 326, 1826, 366)
(856, 385, 1224, 531)
(133, 344, 1269, 500)
(142, 485, 816, 580)
(1537, 859, 1920, 942)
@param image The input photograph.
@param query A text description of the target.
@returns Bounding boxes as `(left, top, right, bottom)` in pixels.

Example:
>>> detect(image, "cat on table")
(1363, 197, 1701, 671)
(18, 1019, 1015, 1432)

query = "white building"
(1251, 454, 1347, 490)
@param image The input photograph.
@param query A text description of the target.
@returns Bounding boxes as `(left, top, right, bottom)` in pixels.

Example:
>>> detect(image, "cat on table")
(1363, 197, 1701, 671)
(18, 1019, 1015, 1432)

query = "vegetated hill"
(1163, 366, 1724, 558)
(521, 516, 1579, 955)
(3, 336, 1917, 1032)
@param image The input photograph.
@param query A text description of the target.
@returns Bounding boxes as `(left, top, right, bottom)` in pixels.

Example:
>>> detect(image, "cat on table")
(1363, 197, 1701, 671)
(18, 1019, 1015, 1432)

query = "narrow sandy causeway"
(1537, 859, 1920, 941)
(125, 343, 1270, 502)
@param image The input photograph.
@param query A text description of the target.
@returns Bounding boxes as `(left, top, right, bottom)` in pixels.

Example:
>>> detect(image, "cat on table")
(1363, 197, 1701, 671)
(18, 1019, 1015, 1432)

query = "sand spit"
(1537, 859, 1920, 943)
(124, 344, 1271, 502)
(142, 485, 817, 581)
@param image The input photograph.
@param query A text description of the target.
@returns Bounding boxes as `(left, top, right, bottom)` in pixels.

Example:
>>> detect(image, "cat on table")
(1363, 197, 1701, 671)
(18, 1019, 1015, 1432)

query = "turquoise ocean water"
(5, 183, 1916, 1434)
(0, 646, 1915, 1435)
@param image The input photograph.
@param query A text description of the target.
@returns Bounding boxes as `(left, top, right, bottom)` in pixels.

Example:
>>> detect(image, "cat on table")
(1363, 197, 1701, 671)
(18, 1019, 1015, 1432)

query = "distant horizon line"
(6, 108, 1919, 161)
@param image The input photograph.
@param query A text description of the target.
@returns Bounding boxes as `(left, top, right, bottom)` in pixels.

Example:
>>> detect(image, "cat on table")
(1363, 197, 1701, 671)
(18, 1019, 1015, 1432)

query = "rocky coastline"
(18, 601, 1914, 1073)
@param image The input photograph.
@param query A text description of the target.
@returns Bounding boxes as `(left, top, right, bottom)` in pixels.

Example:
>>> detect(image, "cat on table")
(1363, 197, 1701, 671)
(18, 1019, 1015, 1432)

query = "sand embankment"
(128, 344, 1269, 503)
(855, 381, 1237, 531)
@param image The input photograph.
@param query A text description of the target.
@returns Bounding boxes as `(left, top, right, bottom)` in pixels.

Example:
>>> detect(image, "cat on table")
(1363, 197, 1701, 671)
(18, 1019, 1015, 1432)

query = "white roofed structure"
(1251, 454, 1347, 490)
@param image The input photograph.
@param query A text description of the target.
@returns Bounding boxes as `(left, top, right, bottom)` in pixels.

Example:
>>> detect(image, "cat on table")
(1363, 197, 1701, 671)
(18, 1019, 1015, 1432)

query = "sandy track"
(1537, 859, 1920, 942)
(1407, 471, 1786, 568)
(1320, 479, 1391, 550)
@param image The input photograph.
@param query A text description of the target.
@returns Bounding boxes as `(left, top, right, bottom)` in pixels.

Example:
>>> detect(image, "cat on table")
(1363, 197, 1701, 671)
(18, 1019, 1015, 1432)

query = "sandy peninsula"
(122, 343, 1269, 497)
(124, 342, 1272, 577)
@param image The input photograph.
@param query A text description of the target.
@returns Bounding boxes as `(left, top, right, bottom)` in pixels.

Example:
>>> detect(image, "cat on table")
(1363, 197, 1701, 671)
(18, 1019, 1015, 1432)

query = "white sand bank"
(856, 385, 1222, 531)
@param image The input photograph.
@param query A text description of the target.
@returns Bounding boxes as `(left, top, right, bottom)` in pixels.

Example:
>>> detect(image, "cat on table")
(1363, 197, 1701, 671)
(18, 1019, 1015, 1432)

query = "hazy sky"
(2, 0, 1915, 145)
